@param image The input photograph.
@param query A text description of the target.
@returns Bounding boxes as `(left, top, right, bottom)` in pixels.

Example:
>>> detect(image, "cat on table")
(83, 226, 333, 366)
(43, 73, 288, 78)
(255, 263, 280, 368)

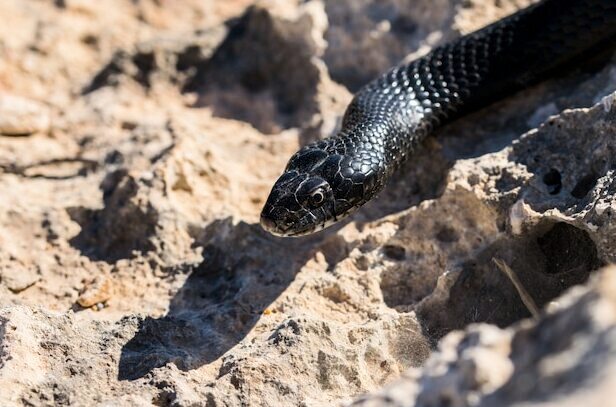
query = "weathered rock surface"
(350, 265, 616, 407)
(0, 93, 51, 136)
(0, 0, 614, 406)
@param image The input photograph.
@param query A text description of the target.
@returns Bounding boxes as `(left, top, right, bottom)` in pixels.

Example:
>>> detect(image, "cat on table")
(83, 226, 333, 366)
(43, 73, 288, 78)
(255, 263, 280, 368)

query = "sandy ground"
(0, 0, 615, 406)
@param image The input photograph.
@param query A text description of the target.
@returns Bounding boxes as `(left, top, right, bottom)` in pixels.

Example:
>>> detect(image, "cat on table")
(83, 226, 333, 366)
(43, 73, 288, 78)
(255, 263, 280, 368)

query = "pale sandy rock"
(0, 263, 41, 294)
(0, 0, 614, 406)
(0, 93, 51, 136)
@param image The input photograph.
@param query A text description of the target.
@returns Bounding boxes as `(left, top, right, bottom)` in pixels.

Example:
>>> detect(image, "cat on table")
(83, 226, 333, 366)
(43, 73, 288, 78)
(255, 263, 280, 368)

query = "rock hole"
(570, 173, 599, 199)
(380, 264, 439, 309)
(537, 222, 600, 275)
(542, 168, 562, 195)
(382, 245, 406, 261)
(133, 51, 156, 88)
(392, 16, 417, 35)
(320, 235, 350, 269)
(176, 45, 205, 72)
(436, 226, 459, 243)
(320, 284, 350, 304)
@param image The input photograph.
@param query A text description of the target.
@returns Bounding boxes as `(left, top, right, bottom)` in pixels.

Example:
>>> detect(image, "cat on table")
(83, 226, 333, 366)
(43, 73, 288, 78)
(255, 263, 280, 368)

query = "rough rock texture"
(0, 0, 614, 406)
(349, 265, 616, 407)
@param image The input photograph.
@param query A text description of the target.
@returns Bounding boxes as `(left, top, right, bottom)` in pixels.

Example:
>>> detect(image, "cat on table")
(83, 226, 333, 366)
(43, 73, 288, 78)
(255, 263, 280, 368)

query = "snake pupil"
(311, 190, 324, 204)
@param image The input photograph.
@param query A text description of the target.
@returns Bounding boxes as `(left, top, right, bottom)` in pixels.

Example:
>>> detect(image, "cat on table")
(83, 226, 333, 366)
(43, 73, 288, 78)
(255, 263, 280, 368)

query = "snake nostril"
(260, 214, 277, 232)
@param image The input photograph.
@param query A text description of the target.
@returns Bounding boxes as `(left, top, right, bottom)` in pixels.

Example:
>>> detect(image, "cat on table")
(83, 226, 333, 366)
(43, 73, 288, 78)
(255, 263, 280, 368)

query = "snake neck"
(327, 0, 616, 205)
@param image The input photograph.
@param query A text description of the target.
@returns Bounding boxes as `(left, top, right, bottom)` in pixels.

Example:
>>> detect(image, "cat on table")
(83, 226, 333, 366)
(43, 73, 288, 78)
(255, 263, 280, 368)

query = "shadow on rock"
(185, 6, 321, 134)
(118, 218, 325, 381)
(68, 170, 158, 263)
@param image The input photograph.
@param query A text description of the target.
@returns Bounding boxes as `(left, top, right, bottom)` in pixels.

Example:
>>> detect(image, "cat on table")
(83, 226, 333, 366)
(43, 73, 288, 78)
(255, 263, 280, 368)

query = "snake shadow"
(117, 217, 331, 381)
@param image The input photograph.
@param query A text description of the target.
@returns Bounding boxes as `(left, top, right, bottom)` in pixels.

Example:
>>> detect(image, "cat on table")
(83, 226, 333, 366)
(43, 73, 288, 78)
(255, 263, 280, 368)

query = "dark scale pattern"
(261, 0, 616, 237)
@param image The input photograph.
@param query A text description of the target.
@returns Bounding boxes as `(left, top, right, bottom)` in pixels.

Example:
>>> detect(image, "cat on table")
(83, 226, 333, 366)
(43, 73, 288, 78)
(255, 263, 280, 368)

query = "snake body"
(261, 0, 616, 237)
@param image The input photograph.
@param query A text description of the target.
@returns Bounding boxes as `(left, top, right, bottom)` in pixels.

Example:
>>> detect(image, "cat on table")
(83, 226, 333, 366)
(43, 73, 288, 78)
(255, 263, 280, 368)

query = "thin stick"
(492, 258, 540, 319)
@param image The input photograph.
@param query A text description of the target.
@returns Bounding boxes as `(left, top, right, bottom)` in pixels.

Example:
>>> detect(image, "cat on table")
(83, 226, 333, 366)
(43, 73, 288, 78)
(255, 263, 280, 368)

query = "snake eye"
(309, 189, 325, 206)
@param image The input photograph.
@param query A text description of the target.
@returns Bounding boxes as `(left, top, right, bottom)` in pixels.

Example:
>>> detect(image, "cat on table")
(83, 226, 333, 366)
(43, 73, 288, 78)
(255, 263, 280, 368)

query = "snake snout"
(260, 205, 297, 236)
(260, 212, 277, 234)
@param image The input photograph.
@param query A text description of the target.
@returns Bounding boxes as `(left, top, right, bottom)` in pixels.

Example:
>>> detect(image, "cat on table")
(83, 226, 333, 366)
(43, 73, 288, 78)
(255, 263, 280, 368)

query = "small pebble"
(77, 276, 113, 308)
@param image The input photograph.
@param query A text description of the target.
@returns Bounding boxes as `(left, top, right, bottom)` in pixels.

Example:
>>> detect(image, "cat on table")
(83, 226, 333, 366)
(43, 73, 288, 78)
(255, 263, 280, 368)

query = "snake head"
(260, 171, 334, 236)
(261, 148, 359, 237)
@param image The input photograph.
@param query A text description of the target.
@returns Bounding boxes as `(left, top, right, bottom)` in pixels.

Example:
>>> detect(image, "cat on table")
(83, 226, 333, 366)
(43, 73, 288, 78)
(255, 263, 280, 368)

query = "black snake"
(261, 0, 616, 237)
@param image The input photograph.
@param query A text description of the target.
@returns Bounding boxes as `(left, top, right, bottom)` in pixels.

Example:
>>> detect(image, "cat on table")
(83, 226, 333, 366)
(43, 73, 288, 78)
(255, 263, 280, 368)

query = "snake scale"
(261, 0, 616, 237)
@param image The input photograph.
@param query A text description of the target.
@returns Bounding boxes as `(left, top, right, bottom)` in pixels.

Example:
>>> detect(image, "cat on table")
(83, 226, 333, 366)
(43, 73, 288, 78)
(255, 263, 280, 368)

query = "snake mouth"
(282, 230, 313, 237)
(260, 214, 279, 235)
(261, 218, 316, 237)
(259, 212, 310, 237)
(260, 200, 359, 237)
(260, 209, 321, 237)
(284, 223, 320, 237)
(260, 214, 288, 236)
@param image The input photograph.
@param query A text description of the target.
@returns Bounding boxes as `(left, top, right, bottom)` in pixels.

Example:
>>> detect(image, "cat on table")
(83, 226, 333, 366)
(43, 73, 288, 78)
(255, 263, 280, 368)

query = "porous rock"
(349, 265, 616, 407)
(0, 0, 615, 406)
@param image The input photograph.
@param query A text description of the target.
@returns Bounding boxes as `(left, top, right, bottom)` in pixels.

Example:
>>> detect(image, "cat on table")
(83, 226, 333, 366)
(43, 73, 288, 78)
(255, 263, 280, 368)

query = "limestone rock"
(0, 0, 615, 406)
(349, 266, 616, 407)
(0, 93, 50, 136)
